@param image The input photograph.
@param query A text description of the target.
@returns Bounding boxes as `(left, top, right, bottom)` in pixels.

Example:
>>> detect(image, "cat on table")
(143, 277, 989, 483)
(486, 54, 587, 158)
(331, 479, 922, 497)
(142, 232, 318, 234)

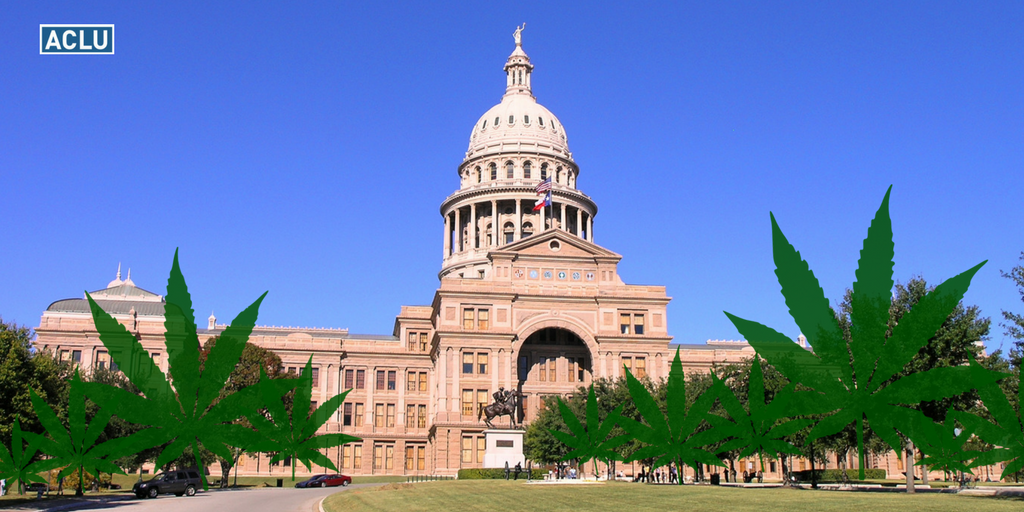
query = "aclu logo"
(40, 25, 114, 54)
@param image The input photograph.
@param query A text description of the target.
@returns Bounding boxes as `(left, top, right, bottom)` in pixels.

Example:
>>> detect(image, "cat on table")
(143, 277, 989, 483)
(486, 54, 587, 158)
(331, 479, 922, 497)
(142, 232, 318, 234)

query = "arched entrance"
(514, 327, 591, 424)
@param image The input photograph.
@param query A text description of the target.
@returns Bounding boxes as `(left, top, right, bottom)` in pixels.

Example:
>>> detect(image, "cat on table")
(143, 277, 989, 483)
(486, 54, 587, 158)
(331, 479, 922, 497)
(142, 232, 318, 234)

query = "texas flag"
(533, 191, 551, 212)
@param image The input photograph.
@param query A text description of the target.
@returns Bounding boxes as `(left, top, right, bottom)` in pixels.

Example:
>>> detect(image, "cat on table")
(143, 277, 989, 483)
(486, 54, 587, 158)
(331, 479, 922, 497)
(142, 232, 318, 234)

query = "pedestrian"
(757, 470, 763, 483)
(57, 476, 64, 496)
(1, 478, 6, 496)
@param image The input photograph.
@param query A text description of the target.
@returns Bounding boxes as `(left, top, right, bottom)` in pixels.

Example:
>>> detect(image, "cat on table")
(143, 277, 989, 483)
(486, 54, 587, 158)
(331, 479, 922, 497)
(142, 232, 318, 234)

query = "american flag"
(535, 178, 552, 194)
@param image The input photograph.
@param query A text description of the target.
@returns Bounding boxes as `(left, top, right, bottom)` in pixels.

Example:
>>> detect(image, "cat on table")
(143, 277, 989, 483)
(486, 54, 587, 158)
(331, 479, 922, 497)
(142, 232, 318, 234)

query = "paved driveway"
(37, 484, 376, 512)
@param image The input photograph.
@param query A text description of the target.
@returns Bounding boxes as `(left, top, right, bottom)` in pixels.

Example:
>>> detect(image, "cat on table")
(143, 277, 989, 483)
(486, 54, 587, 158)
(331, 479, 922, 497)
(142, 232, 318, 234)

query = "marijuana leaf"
(247, 357, 359, 481)
(725, 187, 986, 479)
(0, 419, 59, 494)
(618, 348, 728, 483)
(913, 412, 995, 478)
(709, 356, 814, 472)
(550, 384, 629, 478)
(81, 250, 266, 490)
(26, 370, 126, 496)
(955, 355, 1023, 479)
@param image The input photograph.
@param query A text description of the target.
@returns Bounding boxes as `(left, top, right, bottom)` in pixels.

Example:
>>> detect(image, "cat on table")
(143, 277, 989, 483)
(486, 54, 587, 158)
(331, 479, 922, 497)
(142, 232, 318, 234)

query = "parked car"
(320, 475, 352, 487)
(133, 470, 202, 498)
(295, 475, 329, 488)
(26, 482, 49, 493)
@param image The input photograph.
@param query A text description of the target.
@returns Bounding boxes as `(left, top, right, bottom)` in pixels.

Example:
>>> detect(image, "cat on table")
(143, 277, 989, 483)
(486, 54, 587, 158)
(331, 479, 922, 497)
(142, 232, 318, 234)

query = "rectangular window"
(418, 404, 427, 428)
(376, 370, 385, 390)
(518, 355, 528, 380)
(374, 444, 383, 470)
(549, 358, 557, 382)
(408, 331, 418, 350)
(620, 313, 631, 335)
(463, 353, 474, 374)
(419, 332, 428, 351)
(417, 446, 426, 470)
(406, 446, 415, 470)
(355, 403, 364, 427)
(408, 371, 417, 392)
(539, 357, 547, 381)
(477, 353, 488, 374)
(635, 357, 647, 379)
(578, 357, 586, 382)
(406, 404, 416, 428)
(95, 350, 109, 370)
(353, 445, 362, 469)
(60, 350, 70, 362)
(634, 314, 645, 335)
(462, 436, 472, 463)
(386, 404, 395, 427)
(477, 437, 486, 463)
(622, 357, 632, 378)
(151, 352, 161, 368)
(419, 372, 428, 392)
(463, 309, 474, 330)
(387, 371, 396, 390)
(343, 403, 353, 426)
(311, 368, 319, 387)
(478, 309, 489, 330)
(477, 390, 488, 417)
(462, 389, 474, 416)
(343, 445, 352, 468)
(72, 350, 82, 363)
(375, 404, 384, 428)
(311, 400, 318, 413)
(567, 357, 576, 382)
(386, 445, 394, 470)
(345, 369, 354, 389)
(356, 369, 365, 389)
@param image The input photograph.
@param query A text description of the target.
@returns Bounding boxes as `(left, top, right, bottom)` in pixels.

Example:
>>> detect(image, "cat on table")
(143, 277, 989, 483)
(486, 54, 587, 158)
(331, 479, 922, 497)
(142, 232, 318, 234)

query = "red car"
(319, 474, 352, 487)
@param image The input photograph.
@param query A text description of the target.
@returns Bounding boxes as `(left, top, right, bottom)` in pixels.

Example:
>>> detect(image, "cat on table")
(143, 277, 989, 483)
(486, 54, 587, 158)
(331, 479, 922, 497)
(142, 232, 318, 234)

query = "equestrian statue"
(479, 387, 520, 428)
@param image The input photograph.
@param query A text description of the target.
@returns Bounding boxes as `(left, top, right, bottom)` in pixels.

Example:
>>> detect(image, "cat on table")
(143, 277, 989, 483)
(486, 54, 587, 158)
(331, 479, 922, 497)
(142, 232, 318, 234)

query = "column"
(491, 200, 498, 247)
(587, 214, 593, 242)
(576, 208, 582, 238)
(444, 213, 451, 256)
(560, 203, 567, 231)
(451, 349, 460, 415)
(438, 344, 447, 417)
(515, 199, 522, 241)
(454, 208, 462, 253)
(470, 203, 477, 250)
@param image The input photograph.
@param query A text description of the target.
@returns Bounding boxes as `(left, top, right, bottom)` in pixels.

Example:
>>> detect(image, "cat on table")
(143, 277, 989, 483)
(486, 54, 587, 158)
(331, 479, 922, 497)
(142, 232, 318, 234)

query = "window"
(481, 120, 487, 130)
(504, 222, 515, 244)
(463, 310, 474, 330)
(620, 314, 631, 334)
(406, 446, 416, 470)
(475, 166, 482, 183)
(523, 161, 531, 179)
(490, 163, 497, 181)
(506, 161, 514, 179)
(418, 404, 427, 428)
(549, 358, 557, 382)
(494, 116, 500, 126)
(540, 163, 548, 180)
(568, 357, 576, 382)
(463, 353, 474, 374)
(417, 445, 426, 470)
(345, 369, 354, 389)
(353, 445, 362, 469)
(539, 117, 544, 126)
(72, 350, 82, 363)
(151, 353, 161, 369)
(524, 115, 530, 124)
(377, 370, 386, 390)
(518, 355, 529, 380)
(311, 400, 317, 412)
(635, 357, 647, 379)
(522, 222, 533, 237)
(508, 115, 514, 125)
(577, 357, 586, 382)
(355, 403, 364, 426)
(408, 331, 418, 350)
(477, 390, 488, 417)
(634, 314, 645, 335)
(419, 332, 428, 351)
(477, 437, 486, 463)
(386, 404, 395, 427)
(478, 309, 489, 330)
(406, 404, 416, 428)
(478, 353, 488, 374)
(539, 357, 547, 382)
(311, 368, 319, 387)
(95, 350, 109, 370)
(387, 371, 396, 390)
(374, 444, 383, 470)
(375, 404, 385, 427)
(343, 403, 353, 426)
(408, 371, 418, 392)
(462, 436, 473, 463)
(343, 445, 352, 468)
(419, 372, 427, 392)
(356, 369, 365, 389)
(462, 389, 474, 416)
(622, 357, 633, 378)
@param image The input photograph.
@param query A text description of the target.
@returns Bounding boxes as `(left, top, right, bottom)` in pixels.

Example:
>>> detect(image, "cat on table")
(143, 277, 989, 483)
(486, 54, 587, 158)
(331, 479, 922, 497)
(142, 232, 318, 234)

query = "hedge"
(792, 469, 886, 481)
(457, 468, 546, 479)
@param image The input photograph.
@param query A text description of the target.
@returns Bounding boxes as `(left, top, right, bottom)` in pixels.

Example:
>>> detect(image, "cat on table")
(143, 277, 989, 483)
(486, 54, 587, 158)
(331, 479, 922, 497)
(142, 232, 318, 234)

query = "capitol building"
(32, 31, 990, 482)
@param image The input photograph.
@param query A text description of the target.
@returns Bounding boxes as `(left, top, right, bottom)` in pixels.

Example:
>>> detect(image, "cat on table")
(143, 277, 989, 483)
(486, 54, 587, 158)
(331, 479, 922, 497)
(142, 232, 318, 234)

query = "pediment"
(491, 229, 621, 261)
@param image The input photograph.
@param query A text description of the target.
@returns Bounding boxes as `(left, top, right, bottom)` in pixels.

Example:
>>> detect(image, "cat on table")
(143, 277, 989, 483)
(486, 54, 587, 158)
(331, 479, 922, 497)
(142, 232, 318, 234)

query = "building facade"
(32, 33, 1002, 482)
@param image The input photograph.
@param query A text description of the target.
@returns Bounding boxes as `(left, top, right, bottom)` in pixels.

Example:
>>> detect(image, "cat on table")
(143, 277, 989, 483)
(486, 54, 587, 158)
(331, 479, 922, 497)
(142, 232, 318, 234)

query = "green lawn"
(322, 480, 1024, 512)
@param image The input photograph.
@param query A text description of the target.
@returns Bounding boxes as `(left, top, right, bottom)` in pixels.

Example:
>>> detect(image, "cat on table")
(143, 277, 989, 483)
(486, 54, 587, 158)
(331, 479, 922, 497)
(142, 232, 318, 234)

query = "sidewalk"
(0, 492, 134, 512)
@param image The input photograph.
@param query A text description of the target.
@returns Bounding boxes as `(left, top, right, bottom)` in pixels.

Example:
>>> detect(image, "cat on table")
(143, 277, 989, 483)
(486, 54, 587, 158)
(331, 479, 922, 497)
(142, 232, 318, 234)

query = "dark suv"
(133, 470, 202, 498)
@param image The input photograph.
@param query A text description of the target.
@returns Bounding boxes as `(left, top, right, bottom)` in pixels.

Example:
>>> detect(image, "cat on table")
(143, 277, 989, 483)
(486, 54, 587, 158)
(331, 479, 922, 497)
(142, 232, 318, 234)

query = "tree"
(0, 419, 59, 494)
(87, 366, 162, 478)
(199, 336, 285, 487)
(0, 318, 72, 449)
(1003, 252, 1024, 366)
(552, 384, 628, 478)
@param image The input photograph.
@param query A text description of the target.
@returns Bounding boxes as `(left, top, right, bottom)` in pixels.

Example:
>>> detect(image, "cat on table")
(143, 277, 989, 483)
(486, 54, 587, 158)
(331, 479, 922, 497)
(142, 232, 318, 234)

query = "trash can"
(710, 473, 720, 486)
(276, 478, 283, 488)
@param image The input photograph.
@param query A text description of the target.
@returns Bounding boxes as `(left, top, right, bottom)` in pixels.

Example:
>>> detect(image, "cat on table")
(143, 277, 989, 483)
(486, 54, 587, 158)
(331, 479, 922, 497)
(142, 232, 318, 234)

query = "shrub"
(792, 469, 886, 482)
(457, 468, 545, 479)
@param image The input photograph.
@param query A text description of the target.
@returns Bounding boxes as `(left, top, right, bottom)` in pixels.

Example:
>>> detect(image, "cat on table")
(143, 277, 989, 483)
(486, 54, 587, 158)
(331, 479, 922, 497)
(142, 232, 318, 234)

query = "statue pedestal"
(482, 429, 525, 469)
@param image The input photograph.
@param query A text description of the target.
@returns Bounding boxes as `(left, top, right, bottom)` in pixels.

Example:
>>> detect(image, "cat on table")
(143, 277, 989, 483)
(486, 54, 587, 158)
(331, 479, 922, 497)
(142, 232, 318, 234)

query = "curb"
(318, 496, 327, 512)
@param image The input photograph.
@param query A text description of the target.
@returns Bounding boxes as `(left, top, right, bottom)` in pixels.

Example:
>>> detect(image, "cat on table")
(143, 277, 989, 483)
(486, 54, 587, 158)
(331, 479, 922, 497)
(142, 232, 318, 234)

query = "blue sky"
(2, 2, 1022, 353)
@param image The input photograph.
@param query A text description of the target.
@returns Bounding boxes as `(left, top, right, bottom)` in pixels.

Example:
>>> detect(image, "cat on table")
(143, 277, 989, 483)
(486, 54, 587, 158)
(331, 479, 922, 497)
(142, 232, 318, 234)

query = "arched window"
(475, 166, 482, 184)
(489, 163, 497, 181)
(523, 161, 531, 179)
(482, 120, 487, 130)
(506, 161, 514, 179)
(540, 163, 548, 180)
(522, 222, 534, 237)
(524, 115, 530, 125)
(495, 117, 500, 127)
(556, 166, 563, 184)
(539, 117, 544, 127)
(503, 222, 515, 244)
(509, 115, 515, 125)
(568, 172, 574, 187)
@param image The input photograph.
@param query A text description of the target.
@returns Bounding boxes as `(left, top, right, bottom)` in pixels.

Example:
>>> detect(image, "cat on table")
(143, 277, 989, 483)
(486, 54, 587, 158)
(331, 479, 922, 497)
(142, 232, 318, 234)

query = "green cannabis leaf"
(955, 355, 1023, 479)
(725, 187, 986, 479)
(709, 356, 814, 473)
(27, 370, 126, 496)
(617, 348, 728, 484)
(550, 384, 629, 478)
(0, 419, 59, 494)
(81, 250, 266, 490)
(248, 357, 359, 481)
(913, 412, 995, 478)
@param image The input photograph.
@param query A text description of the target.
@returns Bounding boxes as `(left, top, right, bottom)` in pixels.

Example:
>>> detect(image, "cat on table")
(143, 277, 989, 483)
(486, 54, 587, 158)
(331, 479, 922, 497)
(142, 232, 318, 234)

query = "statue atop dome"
(513, 23, 525, 46)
